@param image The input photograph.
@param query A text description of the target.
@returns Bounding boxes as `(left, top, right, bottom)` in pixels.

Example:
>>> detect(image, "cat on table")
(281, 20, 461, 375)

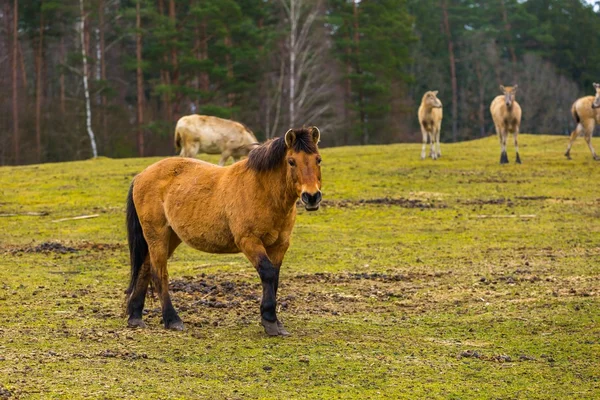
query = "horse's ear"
(499, 85, 505, 92)
(513, 84, 518, 91)
(594, 82, 600, 89)
(309, 126, 321, 144)
(284, 129, 295, 148)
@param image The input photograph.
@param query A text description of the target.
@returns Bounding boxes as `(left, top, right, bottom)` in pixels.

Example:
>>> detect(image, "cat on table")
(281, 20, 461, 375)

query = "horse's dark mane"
(247, 128, 318, 172)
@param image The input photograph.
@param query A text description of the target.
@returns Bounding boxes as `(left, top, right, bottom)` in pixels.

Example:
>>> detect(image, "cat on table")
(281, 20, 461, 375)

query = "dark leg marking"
(161, 295, 184, 331)
(516, 152, 522, 164)
(257, 256, 277, 323)
(127, 263, 150, 328)
(500, 151, 509, 164)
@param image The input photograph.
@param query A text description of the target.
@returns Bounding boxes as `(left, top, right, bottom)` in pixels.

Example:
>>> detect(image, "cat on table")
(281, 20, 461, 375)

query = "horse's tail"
(572, 104, 580, 125)
(174, 127, 182, 155)
(126, 181, 148, 297)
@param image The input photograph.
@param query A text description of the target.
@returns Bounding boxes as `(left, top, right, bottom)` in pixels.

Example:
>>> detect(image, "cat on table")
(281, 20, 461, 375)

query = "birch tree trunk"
(79, 0, 98, 158)
(279, 0, 337, 134)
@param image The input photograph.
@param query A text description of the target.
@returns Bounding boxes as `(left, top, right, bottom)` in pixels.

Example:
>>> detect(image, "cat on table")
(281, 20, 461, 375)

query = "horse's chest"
(503, 119, 517, 132)
(421, 118, 434, 131)
(261, 230, 280, 247)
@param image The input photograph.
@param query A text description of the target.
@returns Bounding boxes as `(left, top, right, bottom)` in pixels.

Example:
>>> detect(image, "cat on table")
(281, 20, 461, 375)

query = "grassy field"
(0, 134, 598, 399)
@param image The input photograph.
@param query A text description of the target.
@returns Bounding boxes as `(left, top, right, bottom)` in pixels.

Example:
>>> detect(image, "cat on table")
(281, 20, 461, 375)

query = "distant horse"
(565, 83, 600, 160)
(491, 85, 522, 164)
(126, 127, 322, 336)
(174, 115, 260, 166)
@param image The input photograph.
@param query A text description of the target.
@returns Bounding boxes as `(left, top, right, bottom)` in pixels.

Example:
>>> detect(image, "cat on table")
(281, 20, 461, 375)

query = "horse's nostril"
(301, 192, 310, 204)
(314, 191, 322, 203)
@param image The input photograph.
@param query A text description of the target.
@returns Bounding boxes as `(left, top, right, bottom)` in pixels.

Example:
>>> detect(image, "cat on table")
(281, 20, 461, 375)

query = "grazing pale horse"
(126, 127, 322, 336)
(565, 83, 600, 160)
(174, 115, 259, 165)
(418, 91, 443, 160)
(491, 85, 522, 164)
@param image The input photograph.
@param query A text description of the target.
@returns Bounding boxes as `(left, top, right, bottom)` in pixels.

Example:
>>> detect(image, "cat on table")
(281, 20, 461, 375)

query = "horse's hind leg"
(514, 128, 521, 164)
(565, 124, 581, 160)
(127, 258, 151, 328)
(127, 234, 180, 328)
(584, 121, 598, 160)
(499, 129, 509, 164)
(148, 228, 184, 330)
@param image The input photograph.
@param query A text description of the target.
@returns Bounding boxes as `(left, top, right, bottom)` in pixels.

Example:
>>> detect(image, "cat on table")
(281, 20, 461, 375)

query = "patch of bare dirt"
(167, 270, 455, 323)
(461, 198, 513, 206)
(4, 241, 124, 255)
(7, 242, 78, 255)
(320, 197, 446, 209)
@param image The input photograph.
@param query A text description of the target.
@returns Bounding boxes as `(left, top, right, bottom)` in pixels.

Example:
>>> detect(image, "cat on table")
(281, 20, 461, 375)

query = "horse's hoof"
(277, 320, 290, 337)
(565, 153, 572, 160)
(166, 320, 184, 331)
(261, 318, 281, 336)
(127, 318, 147, 329)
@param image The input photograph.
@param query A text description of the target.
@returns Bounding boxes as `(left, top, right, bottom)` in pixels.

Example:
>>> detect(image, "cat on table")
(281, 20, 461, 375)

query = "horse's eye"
(288, 158, 296, 167)
(316, 157, 322, 165)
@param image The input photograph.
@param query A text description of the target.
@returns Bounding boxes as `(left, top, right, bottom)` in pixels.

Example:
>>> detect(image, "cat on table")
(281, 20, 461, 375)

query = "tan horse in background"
(418, 91, 443, 160)
(491, 85, 522, 164)
(126, 127, 322, 336)
(174, 115, 260, 165)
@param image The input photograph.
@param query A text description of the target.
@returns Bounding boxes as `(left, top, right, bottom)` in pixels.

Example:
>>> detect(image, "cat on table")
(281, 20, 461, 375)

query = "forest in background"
(1, 0, 600, 165)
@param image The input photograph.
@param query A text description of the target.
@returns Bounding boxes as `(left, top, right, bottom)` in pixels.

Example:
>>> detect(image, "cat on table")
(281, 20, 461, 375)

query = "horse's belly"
(185, 236, 240, 254)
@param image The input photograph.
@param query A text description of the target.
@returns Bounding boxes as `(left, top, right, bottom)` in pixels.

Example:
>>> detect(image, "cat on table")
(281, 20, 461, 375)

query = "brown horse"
(125, 127, 322, 336)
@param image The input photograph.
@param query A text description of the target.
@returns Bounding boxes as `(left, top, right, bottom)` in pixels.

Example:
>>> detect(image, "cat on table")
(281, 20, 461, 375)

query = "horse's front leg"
(267, 241, 291, 336)
(237, 236, 284, 336)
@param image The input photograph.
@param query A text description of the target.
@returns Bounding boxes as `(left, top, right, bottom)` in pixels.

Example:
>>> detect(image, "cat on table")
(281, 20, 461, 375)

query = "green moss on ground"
(0, 135, 598, 399)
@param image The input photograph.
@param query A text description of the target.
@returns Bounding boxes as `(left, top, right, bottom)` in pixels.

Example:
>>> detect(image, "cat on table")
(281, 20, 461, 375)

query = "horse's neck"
(256, 168, 297, 211)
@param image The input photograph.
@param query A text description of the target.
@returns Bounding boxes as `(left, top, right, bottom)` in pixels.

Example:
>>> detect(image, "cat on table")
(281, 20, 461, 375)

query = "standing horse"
(126, 127, 322, 336)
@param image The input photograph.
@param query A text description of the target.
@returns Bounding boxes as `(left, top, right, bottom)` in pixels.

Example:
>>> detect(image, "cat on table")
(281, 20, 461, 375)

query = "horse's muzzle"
(301, 191, 322, 211)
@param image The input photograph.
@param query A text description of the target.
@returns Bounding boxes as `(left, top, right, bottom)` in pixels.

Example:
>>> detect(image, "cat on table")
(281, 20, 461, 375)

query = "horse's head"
(284, 127, 322, 211)
(592, 83, 600, 109)
(423, 90, 442, 109)
(500, 84, 518, 107)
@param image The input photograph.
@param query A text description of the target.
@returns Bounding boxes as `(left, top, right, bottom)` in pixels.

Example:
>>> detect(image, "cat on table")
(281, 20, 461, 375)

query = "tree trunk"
(18, 40, 27, 90)
(136, 0, 144, 156)
(475, 60, 485, 137)
(60, 36, 66, 115)
(12, 0, 19, 164)
(98, 0, 108, 149)
(289, 0, 297, 128)
(225, 32, 234, 111)
(353, 1, 367, 145)
(441, 0, 458, 142)
(344, 32, 352, 145)
(158, 0, 172, 121)
(35, 4, 45, 163)
(500, 0, 517, 81)
(200, 18, 209, 93)
(169, 0, 179, 119)
(79, 0, 98, 158)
